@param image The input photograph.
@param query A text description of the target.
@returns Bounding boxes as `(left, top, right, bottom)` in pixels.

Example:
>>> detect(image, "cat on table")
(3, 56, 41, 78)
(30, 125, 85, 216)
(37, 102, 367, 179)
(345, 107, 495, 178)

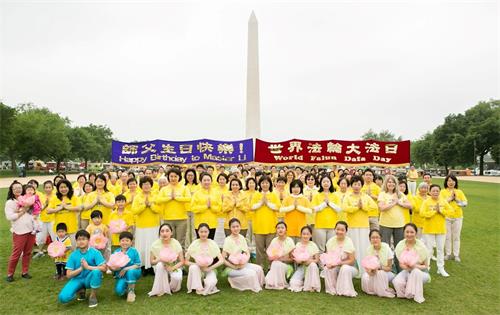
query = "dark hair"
(158, 223, 173, 235)
(289, 179, 304, 194)
(207, 165, 215, 170)
(184, 169, 198, 185)
(95, 174, 109, 192)
(275, 221, 287, 229)
(139, 176, 154, 189)
(285, 170, 295, 181)
(350, 175, 364, 186)
(403, 223, 418, 233)
(115, 194, 126, 202)
(258, 176, 273, 192)
(77, 174, 87, 182)
(363, 168, 375, 176)
(88, 172, 97, 179)
(276, 176, 287, 183)
(443, 174, 459, 189)
(43, 180, 53, 189)
(167, 168, 183, 182)
(199, 172, 212, 183)
(53, 175, 65, 184)
(300, 225, 313, 237)
(119, 231, 134, 241)
(369, 229, 381, 238)
(245, 177, 258, 191)
(229, 178, 243, 190)
(75, 229, 91, 240)
(337, 177, 350, 187)
(56, 179, 74, 200)
(216, 173, 229, 183)
(375, 175, 384, 182)
(83, 181, 95, 192)
(335, 220, 348, 231)
(56, 223, 68, 232)
(90, 210, 103, 219)
(24, 184, 36, 193)
(423, 172, 432, 178)
(196, 164, 205, 170)
(27, 179, 39, 188)
(318, 175, 335, 193)
(304, 174, 317, 186)
(127, 177, 137, 186)
(197, 223, 210, 231)
(429, 184, 441, 192)
(399, 180, 409, 195)
(228, 218, 241, 227)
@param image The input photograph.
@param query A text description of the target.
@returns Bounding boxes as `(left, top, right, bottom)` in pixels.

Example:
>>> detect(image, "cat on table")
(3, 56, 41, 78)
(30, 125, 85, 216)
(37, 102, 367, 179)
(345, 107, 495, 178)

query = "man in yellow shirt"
(361, 169, 381, 231)
(407, 166, 419, 195)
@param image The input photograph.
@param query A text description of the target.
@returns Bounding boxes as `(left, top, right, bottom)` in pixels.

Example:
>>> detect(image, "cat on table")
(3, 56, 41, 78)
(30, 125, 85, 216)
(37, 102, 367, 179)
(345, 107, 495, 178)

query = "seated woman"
(289, 226, 321, 292)
(361, 229, 395, 298)
(392, 223, 430, 303)
(322, 221, 358, 297)
(264, 222, 295, 290)
(185, 223, 224, 296)
(222, 218, 264, 293)
(148, 223, 185, 297)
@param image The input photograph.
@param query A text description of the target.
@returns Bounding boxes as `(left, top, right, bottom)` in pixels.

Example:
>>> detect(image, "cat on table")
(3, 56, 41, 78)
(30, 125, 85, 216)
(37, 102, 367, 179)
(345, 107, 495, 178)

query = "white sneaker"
(454, 256, 461, 262)
(431, 255, 437, 261)
(437, 268, 450, 277)
(444, 255, 451, 261)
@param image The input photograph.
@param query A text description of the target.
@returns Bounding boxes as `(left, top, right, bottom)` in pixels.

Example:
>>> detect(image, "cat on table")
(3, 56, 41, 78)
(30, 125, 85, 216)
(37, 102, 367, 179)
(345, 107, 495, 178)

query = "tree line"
(0, 103, 113, 172)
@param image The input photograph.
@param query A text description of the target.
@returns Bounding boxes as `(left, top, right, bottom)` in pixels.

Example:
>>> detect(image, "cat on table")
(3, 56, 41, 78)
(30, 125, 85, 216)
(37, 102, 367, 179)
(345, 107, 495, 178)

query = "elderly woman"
(5, 181, 36, 282)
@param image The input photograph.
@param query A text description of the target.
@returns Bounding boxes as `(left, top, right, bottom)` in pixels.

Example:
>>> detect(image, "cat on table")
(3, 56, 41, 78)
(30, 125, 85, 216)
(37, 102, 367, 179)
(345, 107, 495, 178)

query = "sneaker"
(88, 296, 98, 308)
(437, 268, 450, 277)
(444, 255, 451, 261)
(431, 255, 437, 261)
(6, 275, 14, 282)
(21, 273, 32, 279)
(127, 290, 136, 303)
(454, 256, 461, 262)
(106, 269, 112, 275)
(77, 290, 86, 301)
(33, 252, 45, 259)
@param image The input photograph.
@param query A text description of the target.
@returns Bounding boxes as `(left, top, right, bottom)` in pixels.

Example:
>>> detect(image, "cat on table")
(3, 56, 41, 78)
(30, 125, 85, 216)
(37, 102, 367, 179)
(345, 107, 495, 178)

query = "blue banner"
(112, 139, 254, 165)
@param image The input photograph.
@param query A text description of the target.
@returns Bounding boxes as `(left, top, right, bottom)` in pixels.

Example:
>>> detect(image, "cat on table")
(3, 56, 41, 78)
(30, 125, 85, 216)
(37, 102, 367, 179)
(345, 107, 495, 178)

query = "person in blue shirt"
(58, 229, 106, 308)
(108, 231, 142, 302)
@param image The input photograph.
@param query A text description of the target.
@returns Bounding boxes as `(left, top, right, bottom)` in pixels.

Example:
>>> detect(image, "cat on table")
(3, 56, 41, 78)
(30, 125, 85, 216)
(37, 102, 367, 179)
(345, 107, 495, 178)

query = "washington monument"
(245, 11, 261, 139)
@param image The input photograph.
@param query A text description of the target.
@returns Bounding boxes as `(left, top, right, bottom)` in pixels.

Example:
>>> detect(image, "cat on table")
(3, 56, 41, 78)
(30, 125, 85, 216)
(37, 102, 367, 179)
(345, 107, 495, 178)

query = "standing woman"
(407, 166, 419, 196)
(222, 179, 249, 237)
(289, 226, 321, 292)
(47, 179, 82, 247)
(341, 175, 377, 274)
(123, 178, 139, 213)
(131, 176, 162, 273)
(73, 174, 87, 197)
(84, 174, 115, 225)
(361, 169, 381, 231)
(79, 181, 95, 229)
(244, 177, 258, 247)
(279, 180, 312, 242)
(440, 175, 467, 262)
(361, 230, 395, 298)
(398, 180, 413, 224)
(184, 169, 199, 247)
(335, 177, 350, 222)
(303, 173, 319, 226)
(34, 180, 57, 257)
(148, 223, 185, 296)
(185, 223, 225, 296)
(378, 175, 412, 251)
(323, 221, 358, 297)
(312, 176, 342, 252)
(222, 218, 264, 292)
(190, 173, 222, 240)
(250, 176, 281, 267)
(284, 170, 295, 192)
(5, 181, 36, 282)
(264, 222, 295, 290)
(420, 185, 455, 277)
(392, 223, 430, 303)
(411, 182, 429, 238)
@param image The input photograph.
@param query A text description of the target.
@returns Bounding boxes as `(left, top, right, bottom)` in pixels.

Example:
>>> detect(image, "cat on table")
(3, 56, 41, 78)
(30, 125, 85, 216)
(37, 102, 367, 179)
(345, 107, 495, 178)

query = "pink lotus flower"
(109, 219, 127, 234)
(47, 241, 66, 258)
(228, 252, 250, 265)
(361, 255, 380, 270)
(400, 248, 419, 267)
(89, 234, 108, 250)
(266, 243, 284, 260)
(107, 251, 131, 269)
(159, 247, 178, 263)
(320, 247, 343, 266)
(194, 254, 213, 267)
(293, 245, 311, 263)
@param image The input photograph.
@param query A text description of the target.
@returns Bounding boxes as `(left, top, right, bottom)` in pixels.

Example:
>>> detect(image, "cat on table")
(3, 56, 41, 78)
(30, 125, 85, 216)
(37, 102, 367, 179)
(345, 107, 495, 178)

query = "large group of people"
(4, 163, 468, 307)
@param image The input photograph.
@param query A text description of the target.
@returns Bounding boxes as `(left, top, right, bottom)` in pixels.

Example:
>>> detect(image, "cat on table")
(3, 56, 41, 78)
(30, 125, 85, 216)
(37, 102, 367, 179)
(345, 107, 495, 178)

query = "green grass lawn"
(0, 181, 499, 314)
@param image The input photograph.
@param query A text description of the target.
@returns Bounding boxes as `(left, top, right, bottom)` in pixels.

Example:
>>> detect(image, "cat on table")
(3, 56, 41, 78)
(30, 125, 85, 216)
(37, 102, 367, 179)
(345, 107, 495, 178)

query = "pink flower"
(400, 248, 419, 267)
(47, 241, 66, 258)
(194, 254, 213, 267)
(159, 247, 178, 263)
(89, 234, 108, 250)
(362, 255, 380, 270)
(107, 251, 131, 269)
(320, 247, 343, 266)
(266, 242, 284, 260)
(292, 245, 311, 263)
(228, 252, 250, 265)
(109, 219, 127, 234)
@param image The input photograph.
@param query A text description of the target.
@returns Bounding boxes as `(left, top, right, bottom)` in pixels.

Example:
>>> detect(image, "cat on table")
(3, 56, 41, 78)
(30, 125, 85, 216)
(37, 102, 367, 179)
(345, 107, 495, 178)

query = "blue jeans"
(115, 269, 142, 296)
(58, 269, 103, 303)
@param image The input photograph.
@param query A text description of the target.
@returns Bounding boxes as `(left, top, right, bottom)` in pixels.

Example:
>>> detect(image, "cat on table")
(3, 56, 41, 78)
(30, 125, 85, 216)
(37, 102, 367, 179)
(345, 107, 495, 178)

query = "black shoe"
(21, 273, 32, 279)
(148, 267, 155, 276)
(6, 275, 14, 282)
(77, 290, 86, 301)
(141, 267, 148, 277)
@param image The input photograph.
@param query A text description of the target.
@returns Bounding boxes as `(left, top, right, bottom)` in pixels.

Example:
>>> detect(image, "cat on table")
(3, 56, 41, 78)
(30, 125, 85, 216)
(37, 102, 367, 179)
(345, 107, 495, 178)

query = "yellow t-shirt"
(86, 223, 109, 237)
(439, 189, 467, 219)
(280, 195, 311, 237)
(361, 182, 381, 217)
(250, 191, 280, 235)
(222, 192, 249, 229)
(48, 195, 81, 234)
(312, 192, 342, 229)
(190, 188, 222, 229)
(130, 192, 161, 228)
(303, 186, 319, 225)
(109, 210, 134, 246)
(378, 191, 407, 228)
(157, 184, 191, 220)
(420, 197, 455, 234)
(39, 193, 55, 223)
(84, 191, 116, 224)
(54, 236, 72, 263)
(409, 194, 427, 228)
(342, 192, 378, 228)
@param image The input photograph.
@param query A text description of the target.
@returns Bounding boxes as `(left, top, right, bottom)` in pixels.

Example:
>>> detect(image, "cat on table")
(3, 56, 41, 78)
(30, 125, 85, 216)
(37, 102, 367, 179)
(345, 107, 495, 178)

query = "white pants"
(445, 218, 463, 257)
(36, 221, 56, 246)
(347, 228, 370, 274)
(187, 264, 219, 295)
(148, 263, 182, 296)
(424, 234, 445, 268)
(408, 181, 417, 196)
(313, 228, 335, 253)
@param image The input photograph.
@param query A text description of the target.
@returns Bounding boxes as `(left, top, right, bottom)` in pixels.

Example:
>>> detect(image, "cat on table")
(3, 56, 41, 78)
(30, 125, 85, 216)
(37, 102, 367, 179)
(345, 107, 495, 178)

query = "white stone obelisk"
(245, 11, 261, 139)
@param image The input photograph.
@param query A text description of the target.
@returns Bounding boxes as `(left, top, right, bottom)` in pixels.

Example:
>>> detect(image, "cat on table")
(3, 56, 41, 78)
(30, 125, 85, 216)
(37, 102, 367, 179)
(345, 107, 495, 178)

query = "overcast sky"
(1, 0, 498, 142)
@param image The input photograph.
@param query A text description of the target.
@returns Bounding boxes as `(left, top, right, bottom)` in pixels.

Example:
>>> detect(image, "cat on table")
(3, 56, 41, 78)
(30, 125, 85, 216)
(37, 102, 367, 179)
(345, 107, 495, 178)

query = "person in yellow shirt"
(109, 194, 134, 251)
(303, 174, 319, 226)
(131, 176, 161, 272)
(311, 176, 342, 252)
(378, 175, 413, 250)
(156, 168, 191, 249)
(190, 173, 222, 240)
(361, 169, 381, 231)
(410, 182, 429, 238)
(53, 222, 73, 280)
(86, 209, 111, 260)
(72, 174, 87, 198)
(119, 172, 129, 194)
(33, 180, 57, 258)
(222, 178, 249, 236)
(284, 170, 295, 192)
(334, 177, 350, 222)
(84, 174, 115, 225)
(420, 184, 455, 277)
(107, 173, 122, 197)
(183, 168, 199, 247)
(123, 178, 139, 213)
(342, 175, 378, 274)
(440, 175, 467, 262)
(279, 180, 312, 242)
(144, 169, 160, 192)
(244, 177, 258, 248)
(79, 182, 96, 229)
(407, 166, 419, 196)
(250, 176, 281, 267)
(47, 179, 83, 247)
(273, 176, 288, 220)
(398, 180, 413, 224)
